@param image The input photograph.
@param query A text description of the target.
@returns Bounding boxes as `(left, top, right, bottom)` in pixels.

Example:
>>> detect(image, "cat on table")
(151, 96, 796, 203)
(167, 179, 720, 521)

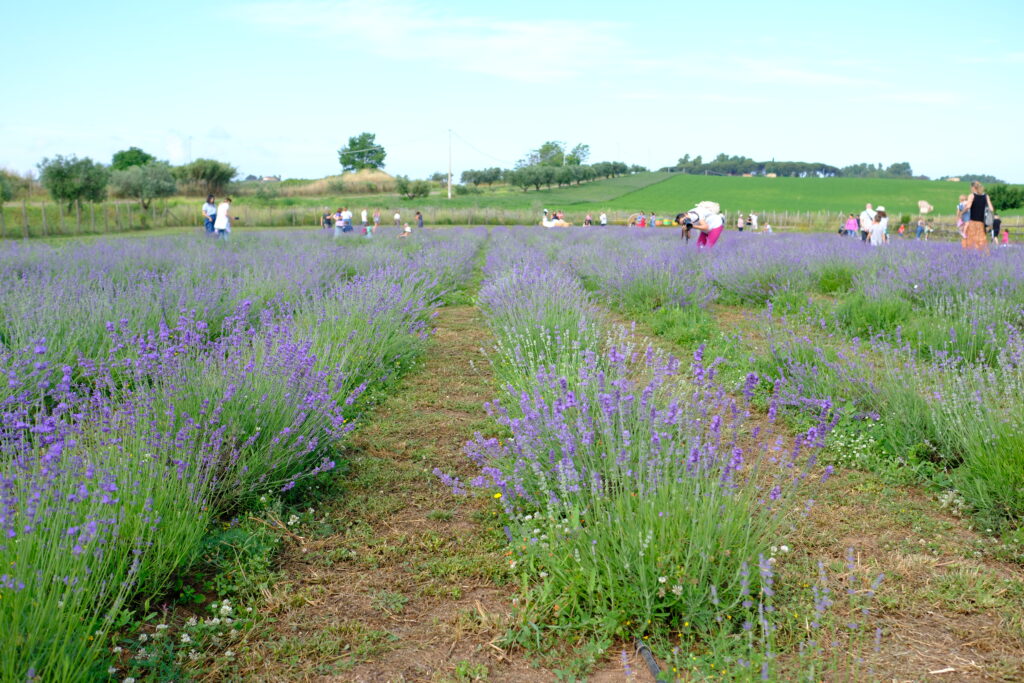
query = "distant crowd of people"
(838, 182, 1007, 250)
(319, 207, 422, 238)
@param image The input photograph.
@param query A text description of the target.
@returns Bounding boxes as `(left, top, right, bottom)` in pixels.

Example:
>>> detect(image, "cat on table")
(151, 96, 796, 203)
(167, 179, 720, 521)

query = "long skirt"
(963, 220, 989, 252)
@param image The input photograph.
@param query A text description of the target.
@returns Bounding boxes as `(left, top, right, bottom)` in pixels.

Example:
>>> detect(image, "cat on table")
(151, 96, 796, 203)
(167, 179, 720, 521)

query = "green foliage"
(647, 305, 716, 348)
(111, 146, 156, 171)
(812, 263, 855, 294)
(38, 154, 109, 208)
(173, 158, 237, 195)
(565, 143, 590, 166)
(833, 293, 912, 335)
(988, 184, 1024, 212)
(338, 132, 386, 172)
(0, 175, 12, 202)
(394, 175, 430, 200)
(110, 161, 177, 209)
(195, 521, 282, 600)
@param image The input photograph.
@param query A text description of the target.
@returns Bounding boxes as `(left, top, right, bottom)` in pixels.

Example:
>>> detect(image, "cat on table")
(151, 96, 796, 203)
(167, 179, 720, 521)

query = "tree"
(110, 162, 177, 209)
(173, 158, 237, 195)
(394, 175, 430, 200)
(565, 144, 590, 166)
(0, 175, 12, 202)
(885, 162, 913, 177)
(338, 132, 386, 172)
(989, 184, 1024, 212)
(38, 155, 109, 208)
(111, 146, 156, 171)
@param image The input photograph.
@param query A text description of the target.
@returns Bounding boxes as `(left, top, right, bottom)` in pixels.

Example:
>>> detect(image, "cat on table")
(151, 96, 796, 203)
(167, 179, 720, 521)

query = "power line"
(450, 130, 513, 166)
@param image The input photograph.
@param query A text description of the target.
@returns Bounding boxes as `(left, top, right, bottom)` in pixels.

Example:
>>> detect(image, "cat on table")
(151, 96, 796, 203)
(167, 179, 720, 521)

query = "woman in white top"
(869, 208, 887, 246)
(213, 197, 233, 240)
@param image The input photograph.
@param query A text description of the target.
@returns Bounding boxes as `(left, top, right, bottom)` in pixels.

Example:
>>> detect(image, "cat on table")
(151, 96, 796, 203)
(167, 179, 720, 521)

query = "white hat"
(876, 206, 886, 212)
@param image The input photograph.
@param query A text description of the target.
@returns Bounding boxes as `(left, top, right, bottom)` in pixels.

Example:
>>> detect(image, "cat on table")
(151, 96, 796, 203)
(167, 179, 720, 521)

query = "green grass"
(605, 174, 997, 217)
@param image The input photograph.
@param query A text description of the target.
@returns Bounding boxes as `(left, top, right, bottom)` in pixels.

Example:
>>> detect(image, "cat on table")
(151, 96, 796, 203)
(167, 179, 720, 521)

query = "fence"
(2, 202, 1022, 239)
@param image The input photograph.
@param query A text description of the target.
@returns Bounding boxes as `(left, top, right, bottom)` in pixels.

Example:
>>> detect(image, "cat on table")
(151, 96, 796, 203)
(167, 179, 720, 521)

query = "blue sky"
(3, 0, 1022, 182)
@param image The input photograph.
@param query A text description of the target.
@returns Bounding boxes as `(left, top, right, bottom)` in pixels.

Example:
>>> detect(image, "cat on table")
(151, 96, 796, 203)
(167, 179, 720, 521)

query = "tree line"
(1, 148, 238, 210)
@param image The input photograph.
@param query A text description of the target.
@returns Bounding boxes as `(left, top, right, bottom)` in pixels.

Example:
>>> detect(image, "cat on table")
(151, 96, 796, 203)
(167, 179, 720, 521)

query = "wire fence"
(2, 201, 1021, 239)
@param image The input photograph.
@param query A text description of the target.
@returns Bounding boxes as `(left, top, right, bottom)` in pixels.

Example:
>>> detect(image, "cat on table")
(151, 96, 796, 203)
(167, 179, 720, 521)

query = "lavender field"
(4, 227, 1024, 681)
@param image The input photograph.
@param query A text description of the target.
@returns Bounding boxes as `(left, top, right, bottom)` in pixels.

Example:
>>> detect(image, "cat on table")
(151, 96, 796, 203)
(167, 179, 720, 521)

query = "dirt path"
(234, 306, 546, 681)
(235, 306, 656, 682)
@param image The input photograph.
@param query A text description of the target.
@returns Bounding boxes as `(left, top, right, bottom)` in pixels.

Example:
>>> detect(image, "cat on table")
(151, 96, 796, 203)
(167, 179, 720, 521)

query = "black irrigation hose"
(635, 638, 662, 679)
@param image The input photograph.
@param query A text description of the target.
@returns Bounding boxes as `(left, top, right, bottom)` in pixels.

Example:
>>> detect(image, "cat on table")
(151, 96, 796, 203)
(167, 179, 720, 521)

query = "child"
(1002, 227, 1010, 247)
(397, 222, 412, 238)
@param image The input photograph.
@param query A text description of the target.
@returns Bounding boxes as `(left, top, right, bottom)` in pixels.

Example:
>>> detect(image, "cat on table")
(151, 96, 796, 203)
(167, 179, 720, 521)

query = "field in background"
(3, 172, 1021, 239)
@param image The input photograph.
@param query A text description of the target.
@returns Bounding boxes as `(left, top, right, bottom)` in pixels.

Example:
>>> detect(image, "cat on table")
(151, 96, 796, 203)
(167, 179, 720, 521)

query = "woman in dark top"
(961, 181, 994, 252)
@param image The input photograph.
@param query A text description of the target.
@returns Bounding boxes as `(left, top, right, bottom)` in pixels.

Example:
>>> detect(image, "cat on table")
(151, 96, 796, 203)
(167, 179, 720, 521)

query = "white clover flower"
(155, 624, 169, 631)
(780, 545, 790, 553)
(186, 617, 198, 627)
(672, 585, 684, 596)
(112, 646, 123, 654)
(138, 634, 149, 643)
(108, 667, 117, 675)
(180, 633, 192, 644)
(287, 514, 300, 526)
(188, 649, 200, 661)
(539, 571, 548, 579)
(224, 650, 235, 658)
(658, 576, 667, 584)
(124, 678, 136, 683)
(219, 604, 233, 616)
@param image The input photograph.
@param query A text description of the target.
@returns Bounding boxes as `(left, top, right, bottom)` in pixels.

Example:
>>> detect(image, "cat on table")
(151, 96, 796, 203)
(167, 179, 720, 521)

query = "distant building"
(945, 177, 961, 182)
(260, 175, 281, 183)
(765, 173, 777, 178)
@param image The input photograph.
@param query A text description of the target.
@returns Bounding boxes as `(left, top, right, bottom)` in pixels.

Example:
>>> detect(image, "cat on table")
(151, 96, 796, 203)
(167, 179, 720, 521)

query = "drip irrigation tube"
(635, 638, 662, 679)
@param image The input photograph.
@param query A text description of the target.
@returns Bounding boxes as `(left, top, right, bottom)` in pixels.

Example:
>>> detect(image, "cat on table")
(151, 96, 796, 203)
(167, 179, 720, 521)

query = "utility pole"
(447, 129, 452, 200)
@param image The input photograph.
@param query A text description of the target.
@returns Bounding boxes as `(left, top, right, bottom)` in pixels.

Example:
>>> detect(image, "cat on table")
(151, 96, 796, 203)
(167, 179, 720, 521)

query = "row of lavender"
(547, 228, 1024, 536)
(0, 230, 484, 680)
(438, 228, 873, 678)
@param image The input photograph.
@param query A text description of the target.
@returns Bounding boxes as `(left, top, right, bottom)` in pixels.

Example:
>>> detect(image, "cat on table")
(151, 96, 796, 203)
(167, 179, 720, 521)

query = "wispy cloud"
(238, 0, 629, 83)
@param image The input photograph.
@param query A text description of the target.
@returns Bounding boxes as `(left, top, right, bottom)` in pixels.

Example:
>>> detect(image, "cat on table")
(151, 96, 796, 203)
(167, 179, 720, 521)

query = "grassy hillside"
(606, 175, 978, 216)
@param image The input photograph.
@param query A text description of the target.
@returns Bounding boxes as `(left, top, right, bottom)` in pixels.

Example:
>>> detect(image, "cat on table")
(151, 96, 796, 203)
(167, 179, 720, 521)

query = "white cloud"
(238, 0, 628, 83)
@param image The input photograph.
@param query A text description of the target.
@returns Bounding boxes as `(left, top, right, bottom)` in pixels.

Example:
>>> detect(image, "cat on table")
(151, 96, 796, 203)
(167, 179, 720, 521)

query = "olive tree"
(110, 162, 177, 209)
(38, 155, 109, 209)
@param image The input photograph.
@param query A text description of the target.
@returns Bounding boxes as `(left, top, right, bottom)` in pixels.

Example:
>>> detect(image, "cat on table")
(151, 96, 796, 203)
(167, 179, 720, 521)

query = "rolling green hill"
(603, 174, 975, 216)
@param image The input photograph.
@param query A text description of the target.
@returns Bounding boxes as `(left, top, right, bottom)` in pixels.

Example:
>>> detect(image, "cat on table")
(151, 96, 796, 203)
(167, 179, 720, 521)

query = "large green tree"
(111, 146, 156, 171)
(338, 132, 386, 172)
(173, 158, 237, 195)
(38, 155, 109, 208)
(394, 175, 430, 199)
(110, 162, 177, 209)
(565, 144, 590, 166)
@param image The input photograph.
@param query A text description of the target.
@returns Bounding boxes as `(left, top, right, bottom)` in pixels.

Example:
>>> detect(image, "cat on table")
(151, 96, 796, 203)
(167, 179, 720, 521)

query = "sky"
(2, 0, 1023, 182)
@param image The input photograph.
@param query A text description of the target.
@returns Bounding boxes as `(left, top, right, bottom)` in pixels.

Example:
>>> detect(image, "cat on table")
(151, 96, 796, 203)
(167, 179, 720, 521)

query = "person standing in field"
(869, 207, 887, 246)
(844, 213, 859, 237)
(991, 213, 1001, 245)
(915, 217, 926, 239)
(340, 206, 354, 233)
(956, 194, 968, 231)
(679, 201, 724, 248)
(360, 208, 368, 231)
(737, 214, 744, 232)
(859, 203, 876, 242)
(373, 208, 381, 231)
(599, 212, 608, 226)
(960, 181, 994, 252)
(394, 210, 401, 228)
(202, 195, 217, 235)
(332, 207, 345, 238)
(415, 211, 424, 229)
(750, 212, 759, 231)
(584, 213, 593, 226)
(213, 196, 233, 240)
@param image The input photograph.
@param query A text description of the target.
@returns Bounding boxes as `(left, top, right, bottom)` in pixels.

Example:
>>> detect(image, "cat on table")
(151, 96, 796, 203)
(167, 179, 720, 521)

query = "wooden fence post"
(127, 204, 133, 229)
(115, 203, 121, 231)
(21, 200, 29, 238)
(58, 202, 65, 234)
(90, 203, 95, 232)
(41, 204, 47, 236)
(104, 202, 109, 232)
(75, 201, 82, 233)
